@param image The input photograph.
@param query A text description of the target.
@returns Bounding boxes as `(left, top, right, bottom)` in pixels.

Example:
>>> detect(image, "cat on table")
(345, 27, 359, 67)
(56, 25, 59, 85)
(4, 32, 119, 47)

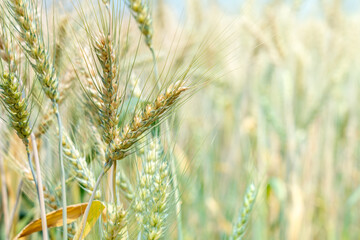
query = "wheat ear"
(126, 0, 158, 78)
(127, 0, 153, 48)
(231, 184, 257, 240)
(108, 82, 187, 162)
(7, 0, 59, 101)
(103, 203, 127, 240)
(134, 142, 158, 228)
(93, 33, 121, 145)
(133, 137, 170, 239)
(80, 2, 123, 235)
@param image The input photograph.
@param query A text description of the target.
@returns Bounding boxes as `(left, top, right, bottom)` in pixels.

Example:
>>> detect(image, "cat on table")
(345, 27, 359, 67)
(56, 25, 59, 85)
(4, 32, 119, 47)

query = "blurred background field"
(1, 0, 360, 239)
(171, 0, 360, 239)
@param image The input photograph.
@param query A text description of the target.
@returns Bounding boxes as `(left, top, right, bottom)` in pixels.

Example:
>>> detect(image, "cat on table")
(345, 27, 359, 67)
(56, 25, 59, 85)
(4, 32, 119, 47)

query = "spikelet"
(133, 137, 170, 239)
(231, 184, 257, 240)
(108, 82, 188, 162)
(6, 0, 59, 102)
(127, 0, 153, 48)
(62, 133, 101, 199)
(103, 203, 127, 240)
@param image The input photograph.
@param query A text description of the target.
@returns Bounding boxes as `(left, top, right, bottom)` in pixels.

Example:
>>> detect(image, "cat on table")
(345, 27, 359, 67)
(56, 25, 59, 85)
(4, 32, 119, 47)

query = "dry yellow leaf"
(73, 200, 106, 240)
(14, 201, 95, 239)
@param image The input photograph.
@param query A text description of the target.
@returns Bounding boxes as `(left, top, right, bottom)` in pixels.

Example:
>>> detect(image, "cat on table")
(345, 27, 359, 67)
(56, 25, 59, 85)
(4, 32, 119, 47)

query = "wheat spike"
(231, 184, 257, 240)
(103, 203, 127, 240)
(0, 30, 30, 143)
(93, 34, 121, 145)
(0, 72, 31, 143)
(143, 141, 170, 240)
(7, 0, 59, 102)
(127, 0, 153, 48)
(108, 82, 188, 162)
(132, 137, 170, 239)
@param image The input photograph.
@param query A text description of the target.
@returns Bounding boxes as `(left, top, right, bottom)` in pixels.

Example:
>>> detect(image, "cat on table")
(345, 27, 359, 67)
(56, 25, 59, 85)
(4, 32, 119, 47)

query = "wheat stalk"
(0, 155, 9, 240)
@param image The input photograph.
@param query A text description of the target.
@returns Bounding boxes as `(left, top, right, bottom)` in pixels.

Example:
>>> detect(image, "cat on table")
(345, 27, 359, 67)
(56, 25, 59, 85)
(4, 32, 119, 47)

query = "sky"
(164, 0, 360, 16)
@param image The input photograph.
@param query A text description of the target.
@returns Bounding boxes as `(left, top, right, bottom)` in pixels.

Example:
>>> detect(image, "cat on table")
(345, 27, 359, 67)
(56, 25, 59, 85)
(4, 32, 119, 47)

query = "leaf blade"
(14, 201, 103, 239)
(73, 200, 106, 240)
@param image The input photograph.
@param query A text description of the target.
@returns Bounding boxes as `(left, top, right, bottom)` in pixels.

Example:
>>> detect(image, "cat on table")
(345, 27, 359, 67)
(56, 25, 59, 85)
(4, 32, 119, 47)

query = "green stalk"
(150, 47, 159, 82)
(25, 145, 38, 190)
(0, 155, 9, 240)
(54, 104, 67, 240)
(112, 160, 117, 204)
(27, 137, 49, 240)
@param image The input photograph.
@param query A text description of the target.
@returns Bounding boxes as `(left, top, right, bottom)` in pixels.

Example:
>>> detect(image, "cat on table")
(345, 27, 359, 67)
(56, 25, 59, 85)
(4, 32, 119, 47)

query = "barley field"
(0, 0, 359, 239)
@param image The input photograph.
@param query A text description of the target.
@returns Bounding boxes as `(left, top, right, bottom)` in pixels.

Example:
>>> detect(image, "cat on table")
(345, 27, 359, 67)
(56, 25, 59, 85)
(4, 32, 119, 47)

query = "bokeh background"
(158, 0, 360, 239)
